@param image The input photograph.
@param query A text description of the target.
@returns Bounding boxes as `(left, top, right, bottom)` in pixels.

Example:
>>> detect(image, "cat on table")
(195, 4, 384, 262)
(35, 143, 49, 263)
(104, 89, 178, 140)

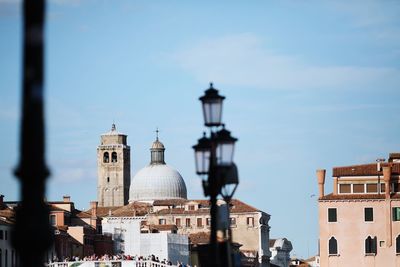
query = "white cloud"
(172, 33, 400, 91)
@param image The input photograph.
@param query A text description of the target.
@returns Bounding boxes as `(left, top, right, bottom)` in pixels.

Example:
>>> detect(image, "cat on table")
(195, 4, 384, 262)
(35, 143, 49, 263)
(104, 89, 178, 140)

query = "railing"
(47, 260, 176, 267)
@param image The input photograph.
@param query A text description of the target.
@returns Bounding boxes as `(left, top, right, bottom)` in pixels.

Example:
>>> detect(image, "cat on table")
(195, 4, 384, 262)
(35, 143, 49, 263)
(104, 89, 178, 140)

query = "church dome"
(129, 136, 187, 202)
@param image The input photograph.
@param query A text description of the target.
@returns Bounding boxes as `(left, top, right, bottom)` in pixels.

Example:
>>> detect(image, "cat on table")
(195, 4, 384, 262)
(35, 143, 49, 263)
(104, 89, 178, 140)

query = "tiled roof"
(88, 202, 151, 218)
(269, 239, 276, 247)
(189, 232, 210, 245)
(87, 206, 123, 217)
(111, 202, 151, 217)
(320, 193, 400, 201)
(49, 205, 69, 212)
(154, 199, 259, 215)
(74, 209, 92, 218)
(153, 199, 188, 206)
(146, 224, 177, 232)
(333, 162, 400, 177)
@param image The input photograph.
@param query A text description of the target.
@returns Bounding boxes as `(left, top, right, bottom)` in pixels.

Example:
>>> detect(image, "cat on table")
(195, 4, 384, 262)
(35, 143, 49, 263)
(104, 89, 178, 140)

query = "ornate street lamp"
(193, 83, 239, 267)
(199, 83, 225, 127)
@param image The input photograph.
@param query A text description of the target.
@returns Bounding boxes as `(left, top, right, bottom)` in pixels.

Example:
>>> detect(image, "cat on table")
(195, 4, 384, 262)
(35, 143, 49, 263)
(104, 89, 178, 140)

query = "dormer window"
(111, 152, 117, 163)
(103, 152, 109, 163)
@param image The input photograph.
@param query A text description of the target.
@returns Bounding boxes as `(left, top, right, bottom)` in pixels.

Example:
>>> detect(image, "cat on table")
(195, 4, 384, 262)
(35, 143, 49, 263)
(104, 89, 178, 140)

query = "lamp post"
(193, 83, 239, 267)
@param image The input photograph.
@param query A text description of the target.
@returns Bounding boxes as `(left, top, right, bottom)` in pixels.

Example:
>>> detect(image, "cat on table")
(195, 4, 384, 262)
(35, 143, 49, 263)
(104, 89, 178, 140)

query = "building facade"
(97, 124, 131, 207)
(318, 153, 400, 267)
(93, 126, 271, 266)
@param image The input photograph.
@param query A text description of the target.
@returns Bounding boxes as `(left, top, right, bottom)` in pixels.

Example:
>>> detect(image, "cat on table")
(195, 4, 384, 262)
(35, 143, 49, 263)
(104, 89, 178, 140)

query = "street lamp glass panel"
(202, 100, 223, 127)
(199, 83, 225, 127)
(195, 150, 210, 175)
(216, 143, 234, 166)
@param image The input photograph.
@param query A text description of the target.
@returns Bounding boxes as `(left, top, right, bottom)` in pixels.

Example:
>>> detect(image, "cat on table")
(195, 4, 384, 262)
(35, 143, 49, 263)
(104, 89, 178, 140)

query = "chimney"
(317, 169, 326, 198)
(63, 195, 71, 202)
(0, 195, 4, 206)
(90, 201, 98, 218)
(383, 166, 392, 199)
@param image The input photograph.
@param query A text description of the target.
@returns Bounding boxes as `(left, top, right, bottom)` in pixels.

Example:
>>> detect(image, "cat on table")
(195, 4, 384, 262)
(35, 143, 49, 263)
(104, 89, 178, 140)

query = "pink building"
(318, 153, 400, 266)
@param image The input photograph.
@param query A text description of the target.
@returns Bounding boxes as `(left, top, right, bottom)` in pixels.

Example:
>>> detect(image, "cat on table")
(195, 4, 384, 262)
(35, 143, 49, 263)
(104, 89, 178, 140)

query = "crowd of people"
(50, 253, 195, 267)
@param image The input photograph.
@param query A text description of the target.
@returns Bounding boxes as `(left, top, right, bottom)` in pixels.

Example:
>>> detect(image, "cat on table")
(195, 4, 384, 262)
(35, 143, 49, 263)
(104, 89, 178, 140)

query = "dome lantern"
(150, 128, 165, 164)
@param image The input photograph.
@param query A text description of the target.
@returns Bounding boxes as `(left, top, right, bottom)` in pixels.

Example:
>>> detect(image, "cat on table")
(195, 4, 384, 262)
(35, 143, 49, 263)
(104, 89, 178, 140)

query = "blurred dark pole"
(13, 0, 53, 266)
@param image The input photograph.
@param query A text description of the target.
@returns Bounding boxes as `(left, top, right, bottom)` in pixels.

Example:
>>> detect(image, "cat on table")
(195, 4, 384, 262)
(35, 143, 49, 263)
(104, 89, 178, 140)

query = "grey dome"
(129, 136, 187, 202)
(129, 164, 187, 202)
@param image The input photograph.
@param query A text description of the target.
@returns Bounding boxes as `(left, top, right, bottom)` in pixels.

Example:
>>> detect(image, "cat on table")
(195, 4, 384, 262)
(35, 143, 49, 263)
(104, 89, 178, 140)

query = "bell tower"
(97, 124, 130, 207)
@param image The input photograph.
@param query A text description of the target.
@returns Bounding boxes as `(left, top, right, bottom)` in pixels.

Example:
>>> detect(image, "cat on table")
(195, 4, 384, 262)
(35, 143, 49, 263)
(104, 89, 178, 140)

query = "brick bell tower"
(97, 124, 131, 207)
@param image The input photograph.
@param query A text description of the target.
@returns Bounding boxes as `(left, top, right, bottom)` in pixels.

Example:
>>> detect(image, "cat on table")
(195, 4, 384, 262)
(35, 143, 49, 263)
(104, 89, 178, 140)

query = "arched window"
(107, 177, 110, 183)
(365, 236, 377, 254)
(396, 235, 400, 253)
(328, 237, 338, 255)
(111, 152, 117, 163)
(0, 249, 2, 267)
(103, 152, 109, 163)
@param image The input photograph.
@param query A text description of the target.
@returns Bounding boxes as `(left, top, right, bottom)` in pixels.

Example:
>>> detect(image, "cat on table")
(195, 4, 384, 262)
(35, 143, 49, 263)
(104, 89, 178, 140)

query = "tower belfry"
(97, 124, 131, 207)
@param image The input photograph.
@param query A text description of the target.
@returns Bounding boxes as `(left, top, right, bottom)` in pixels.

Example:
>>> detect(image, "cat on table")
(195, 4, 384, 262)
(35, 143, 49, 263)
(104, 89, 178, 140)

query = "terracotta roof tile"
(154, 199, 260, 215)
(189, 232, 210, 245)
(146, 224, 177, 232)
(87, 206, 122, 217)
(333, 162, 400, 177)
(153, 199, 188, 206)
(320, 193, 400, 200)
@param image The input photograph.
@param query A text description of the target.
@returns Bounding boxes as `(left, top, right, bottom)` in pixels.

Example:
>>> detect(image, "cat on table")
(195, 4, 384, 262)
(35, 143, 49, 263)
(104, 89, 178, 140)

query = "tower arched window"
(111, 152, 117, 163)
(328, 237, 338, 255)
(103, 152, 109, 163)
(396, 235, 400, 253)
(365, 236, 377, 254)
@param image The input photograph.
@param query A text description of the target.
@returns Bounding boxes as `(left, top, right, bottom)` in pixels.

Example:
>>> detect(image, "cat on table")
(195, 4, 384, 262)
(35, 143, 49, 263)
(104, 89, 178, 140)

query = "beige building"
(318, 153, 400, 267)
(97, 124, 131, 207)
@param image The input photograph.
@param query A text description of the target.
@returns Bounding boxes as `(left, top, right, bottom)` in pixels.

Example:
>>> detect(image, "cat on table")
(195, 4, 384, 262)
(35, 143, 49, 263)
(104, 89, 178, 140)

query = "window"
(159, 219, 166, 225)
(206, 218, 211, 226)
(197, 218, 203, 227)
(185, 218, 191, 227)
(111, 152, 117, 163)
(50, 215, 57, 226)
(365, 236, 377, 254)
(381, 183, 386, 193)
(175, 218, 181, 227)
(189, 205, 195, 211)
(107, 177, 110, 183)
(230, 217, 236, 226)
(396, 235, 400, 253)
(366, 184, 378, 193)
(393, 182, 399, 193)
(103, 152, 109, 163)
(353, 184, 364, 193)
(339, 184, 351, 193)
(4, 231, 7, 240)
(328, 237, 338, 255)
(0, 249, 2, 267)
(0, 230, 3, 240)
(364, 208, 373, 222)
(393, 207, 400, 221)
(247, 217, 254, 227)
(328, 208, 337, 222)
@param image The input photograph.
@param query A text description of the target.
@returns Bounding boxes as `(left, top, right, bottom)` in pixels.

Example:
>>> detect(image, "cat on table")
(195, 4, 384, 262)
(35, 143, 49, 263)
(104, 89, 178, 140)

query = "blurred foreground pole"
(13, 0, 53, 266)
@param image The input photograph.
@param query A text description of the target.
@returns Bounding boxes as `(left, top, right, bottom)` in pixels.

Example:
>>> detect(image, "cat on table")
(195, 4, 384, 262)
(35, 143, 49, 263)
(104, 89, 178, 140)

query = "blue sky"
(1, 0, 400, 259)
